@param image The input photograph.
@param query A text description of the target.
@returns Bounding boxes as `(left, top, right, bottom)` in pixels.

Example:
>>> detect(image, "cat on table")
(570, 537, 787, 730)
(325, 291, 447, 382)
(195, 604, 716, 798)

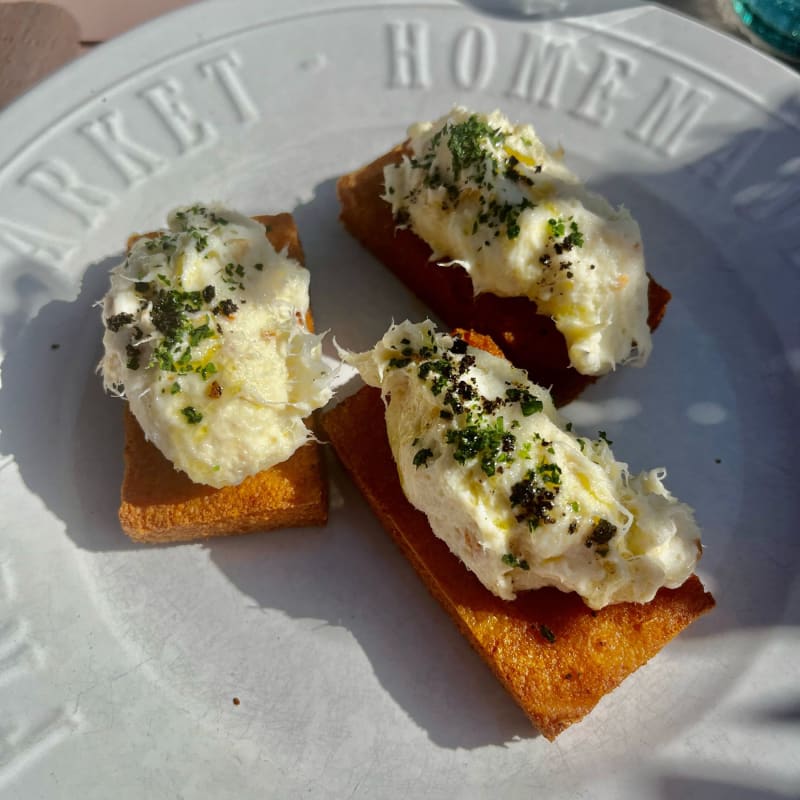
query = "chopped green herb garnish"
(197, 362, 217, 380)
(181, 406, 203, 424)
(536, 462, 562, 486)
(445, 114, 505, 181)
(548, 217, 565, 238)
(505, 386, 543, 416)
(501, 553, 530, 570)
(188, 323, 214, 347)
(446, 416, 514, 477)
(125, 343, 140, 370)
(413, 448, 434, 468)
(564, 219, 584, 249)
(190, 229, 209, 251)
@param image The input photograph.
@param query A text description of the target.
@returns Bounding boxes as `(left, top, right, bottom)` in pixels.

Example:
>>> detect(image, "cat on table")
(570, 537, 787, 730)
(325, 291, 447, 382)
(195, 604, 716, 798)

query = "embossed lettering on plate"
(0, 707, 81, 785)
(0, 621, 42, 686)
(141, 78, 217, 154)
(0, 216, 78, 265)
(80, 110, 165, 186)
(0, 554, 82, 784)
(627, 75, 713, 157)
(0, 558, 14, 603)
(387, 21, 431, 89)
(198, 51, 259, 123)
(19, 159, 113, 228)
(451, 25, 495, 91)
(507, 32, 573, 109)
(571, 47, 637, 127)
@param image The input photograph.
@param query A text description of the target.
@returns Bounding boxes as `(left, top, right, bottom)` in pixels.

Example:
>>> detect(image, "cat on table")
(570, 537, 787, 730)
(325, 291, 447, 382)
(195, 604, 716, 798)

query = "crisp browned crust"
(337, 145, 672, 406)
(319, 341, 714, 739)
(118, 213, 328, 543)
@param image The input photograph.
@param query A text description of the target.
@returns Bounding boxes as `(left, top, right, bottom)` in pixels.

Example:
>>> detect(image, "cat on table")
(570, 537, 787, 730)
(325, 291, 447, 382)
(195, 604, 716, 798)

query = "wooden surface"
(0, 0, 195, 109)
(0, 2, 81, 108)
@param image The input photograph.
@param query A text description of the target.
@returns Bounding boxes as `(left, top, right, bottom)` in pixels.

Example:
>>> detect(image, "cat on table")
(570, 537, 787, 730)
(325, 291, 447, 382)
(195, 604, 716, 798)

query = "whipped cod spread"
(383, 107, 652, 377)
(348, 321, 701, 609)
(100, 204, 333, 488)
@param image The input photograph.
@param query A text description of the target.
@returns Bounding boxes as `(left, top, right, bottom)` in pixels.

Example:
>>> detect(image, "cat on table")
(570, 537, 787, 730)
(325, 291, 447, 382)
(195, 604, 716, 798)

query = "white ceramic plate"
(0, 1, 798, 797)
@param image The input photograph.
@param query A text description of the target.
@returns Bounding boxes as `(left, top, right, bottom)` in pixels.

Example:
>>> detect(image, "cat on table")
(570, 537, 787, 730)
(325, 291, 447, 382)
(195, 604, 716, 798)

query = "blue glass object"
(733, 0, 800, 60)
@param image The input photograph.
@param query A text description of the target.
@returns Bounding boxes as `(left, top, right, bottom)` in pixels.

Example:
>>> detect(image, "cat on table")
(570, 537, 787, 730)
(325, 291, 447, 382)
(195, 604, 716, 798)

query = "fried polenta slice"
(118, 214, 327, 543)
(320, 330, 713, 739)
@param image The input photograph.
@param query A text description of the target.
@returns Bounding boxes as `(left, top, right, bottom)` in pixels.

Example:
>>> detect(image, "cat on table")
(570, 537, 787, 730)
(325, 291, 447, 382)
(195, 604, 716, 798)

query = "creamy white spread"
(383, 107, 652, 377)
(348, 321, 700, 609)
(100, 204, 333, 488)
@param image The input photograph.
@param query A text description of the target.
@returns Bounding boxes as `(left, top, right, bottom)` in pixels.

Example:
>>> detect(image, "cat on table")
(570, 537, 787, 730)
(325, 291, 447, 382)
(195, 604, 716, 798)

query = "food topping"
(100, 204, 333, 488)
(347, 321, 701, 609)
(384, 108, 652, 376)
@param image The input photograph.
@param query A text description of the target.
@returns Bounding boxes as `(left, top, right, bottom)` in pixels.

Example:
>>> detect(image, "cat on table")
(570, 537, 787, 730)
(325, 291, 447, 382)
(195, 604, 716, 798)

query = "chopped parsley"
(536, 461, 562, 486)
(197, 362, 217, 380)
(125, 343, 140, 370)
(505, 386, 543, 416)
(598, 430, 613, 446)
(446, 416, 514, 477)
(398, 114, 539, 242)
(181, 406, 203, 424)
(190, 229, 209, 252)
(445, 114, 505, 181)
(548, 217, 566, 238)
(564, 220, 584, 249)
(188, 322, 214, 347)
(548, 216, 585, 250)
(502, 553, 530, 570)
(413, 448, 434, 468)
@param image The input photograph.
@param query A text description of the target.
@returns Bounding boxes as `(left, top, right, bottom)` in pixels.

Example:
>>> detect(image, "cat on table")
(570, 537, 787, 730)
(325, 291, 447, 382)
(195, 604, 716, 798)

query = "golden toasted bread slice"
(337, 145, 671, 406)
(118, 213, 327, 543)
(320, 330, 713, 739)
